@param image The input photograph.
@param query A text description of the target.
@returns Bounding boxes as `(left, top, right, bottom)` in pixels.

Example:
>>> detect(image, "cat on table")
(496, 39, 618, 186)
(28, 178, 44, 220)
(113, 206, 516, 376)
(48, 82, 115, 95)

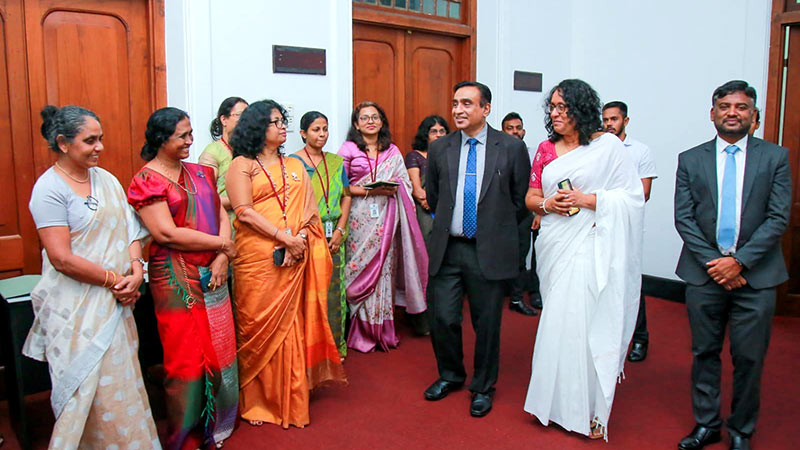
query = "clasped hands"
(277, 229, 308, 267)
(112, 273, 143, 307)
(706, 256, 747, 291)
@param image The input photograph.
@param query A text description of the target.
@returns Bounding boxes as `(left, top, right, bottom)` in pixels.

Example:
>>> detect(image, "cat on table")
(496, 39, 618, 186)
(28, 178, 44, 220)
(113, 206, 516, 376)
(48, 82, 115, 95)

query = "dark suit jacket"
(674, 136, 791, 289)
(425, 125, 531, 280)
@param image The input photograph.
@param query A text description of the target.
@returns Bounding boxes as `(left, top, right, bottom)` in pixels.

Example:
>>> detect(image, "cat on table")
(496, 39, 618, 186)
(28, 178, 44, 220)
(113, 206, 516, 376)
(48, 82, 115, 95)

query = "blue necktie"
(717, 144, 740, 250)
(463, 138, 478, 238)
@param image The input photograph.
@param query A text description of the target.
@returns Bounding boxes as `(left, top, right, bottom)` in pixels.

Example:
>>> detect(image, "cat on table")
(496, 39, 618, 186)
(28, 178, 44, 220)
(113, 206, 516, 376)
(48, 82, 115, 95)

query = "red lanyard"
(365, 151, 378, 183)
(256, 155, 288, 227)
(304, 148, 331, 215)
(220, 136, 232, 153)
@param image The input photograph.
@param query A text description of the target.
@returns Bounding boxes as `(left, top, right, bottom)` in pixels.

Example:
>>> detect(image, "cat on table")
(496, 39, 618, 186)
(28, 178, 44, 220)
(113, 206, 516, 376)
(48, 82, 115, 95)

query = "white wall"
(165, 0, 353, 162)
(479, 0, 772, 280)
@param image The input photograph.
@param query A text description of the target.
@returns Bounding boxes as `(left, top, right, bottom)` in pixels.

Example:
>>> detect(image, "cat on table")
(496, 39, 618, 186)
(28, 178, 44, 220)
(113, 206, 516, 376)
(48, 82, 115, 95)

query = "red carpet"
(2, 297, 798, 449)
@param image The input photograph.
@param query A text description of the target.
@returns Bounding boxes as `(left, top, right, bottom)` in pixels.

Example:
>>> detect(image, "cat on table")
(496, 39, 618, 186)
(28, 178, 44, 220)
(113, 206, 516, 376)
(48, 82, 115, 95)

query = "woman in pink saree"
(338, 101, 428, 352)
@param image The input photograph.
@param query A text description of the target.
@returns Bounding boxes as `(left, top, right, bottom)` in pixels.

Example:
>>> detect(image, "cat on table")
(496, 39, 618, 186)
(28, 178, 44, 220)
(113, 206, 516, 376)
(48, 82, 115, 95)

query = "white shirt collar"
(715, 135, 748, 154)
(460, 123, 488, 147)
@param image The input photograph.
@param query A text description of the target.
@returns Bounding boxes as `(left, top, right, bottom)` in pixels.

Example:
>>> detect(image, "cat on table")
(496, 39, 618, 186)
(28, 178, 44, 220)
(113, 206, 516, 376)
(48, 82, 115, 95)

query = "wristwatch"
(130, 257, 146, 266)
(298, 231, 308, 240)
(732, 256, 744, 267)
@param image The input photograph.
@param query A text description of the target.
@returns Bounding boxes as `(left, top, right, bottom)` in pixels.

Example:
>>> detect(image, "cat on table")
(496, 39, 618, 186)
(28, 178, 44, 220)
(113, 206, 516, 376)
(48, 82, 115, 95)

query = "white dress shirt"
(715, 135, 747, 255)
(623, 135, 658, 179)
(450, 124, 488, 236)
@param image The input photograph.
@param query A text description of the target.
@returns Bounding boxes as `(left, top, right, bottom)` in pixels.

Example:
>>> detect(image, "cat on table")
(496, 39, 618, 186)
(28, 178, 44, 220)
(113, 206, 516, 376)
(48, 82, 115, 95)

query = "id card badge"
(369, 203, 380, 218)
(324, 220, 334, 238)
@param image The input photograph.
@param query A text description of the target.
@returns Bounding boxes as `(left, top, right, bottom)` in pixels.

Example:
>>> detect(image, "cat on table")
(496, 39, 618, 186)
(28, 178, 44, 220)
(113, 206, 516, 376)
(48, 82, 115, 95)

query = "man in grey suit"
(422, 81, 530, 417)
(675, 80, 791, 450)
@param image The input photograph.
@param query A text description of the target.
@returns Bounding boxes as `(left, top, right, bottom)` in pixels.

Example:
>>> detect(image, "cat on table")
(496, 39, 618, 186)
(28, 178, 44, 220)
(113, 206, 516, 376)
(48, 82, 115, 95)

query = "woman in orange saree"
(226, 100, 345, 429)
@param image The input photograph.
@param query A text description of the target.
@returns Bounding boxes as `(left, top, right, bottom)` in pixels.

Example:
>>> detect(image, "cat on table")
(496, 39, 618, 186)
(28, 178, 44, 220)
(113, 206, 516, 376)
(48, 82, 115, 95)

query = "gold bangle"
(111, 272, 117, 288)
(103, 270, 110, 287)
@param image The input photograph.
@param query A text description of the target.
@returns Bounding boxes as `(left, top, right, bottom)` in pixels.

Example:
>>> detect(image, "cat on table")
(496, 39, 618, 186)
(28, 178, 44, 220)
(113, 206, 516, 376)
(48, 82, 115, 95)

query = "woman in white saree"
(523, 80, 644, 441)
(25, 105, 160, 449)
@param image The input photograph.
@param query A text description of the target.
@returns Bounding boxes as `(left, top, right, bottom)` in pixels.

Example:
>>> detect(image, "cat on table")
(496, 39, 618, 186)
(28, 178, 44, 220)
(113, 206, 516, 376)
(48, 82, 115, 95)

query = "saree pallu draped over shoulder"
(337, 142, 428, 353)
(128, 163, 238, 450)
(23, 168, 160, 449)
(234, 156, 345, 429)
(523, 134, 644, 441)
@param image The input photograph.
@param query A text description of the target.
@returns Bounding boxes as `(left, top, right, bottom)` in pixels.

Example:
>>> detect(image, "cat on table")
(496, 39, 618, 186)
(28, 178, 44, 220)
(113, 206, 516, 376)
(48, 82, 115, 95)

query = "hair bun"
(40, 105, 59, 138)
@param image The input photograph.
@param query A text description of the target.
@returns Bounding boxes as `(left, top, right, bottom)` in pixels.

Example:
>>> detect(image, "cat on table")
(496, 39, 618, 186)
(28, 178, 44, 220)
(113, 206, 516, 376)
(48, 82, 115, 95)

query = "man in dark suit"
(422, 81, 530, 417)
(674, 80, 791, 450)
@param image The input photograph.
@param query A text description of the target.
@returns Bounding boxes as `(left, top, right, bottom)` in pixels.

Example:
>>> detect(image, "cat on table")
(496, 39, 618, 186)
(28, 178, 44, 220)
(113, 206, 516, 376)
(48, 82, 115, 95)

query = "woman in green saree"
(290, 111, 351, 358)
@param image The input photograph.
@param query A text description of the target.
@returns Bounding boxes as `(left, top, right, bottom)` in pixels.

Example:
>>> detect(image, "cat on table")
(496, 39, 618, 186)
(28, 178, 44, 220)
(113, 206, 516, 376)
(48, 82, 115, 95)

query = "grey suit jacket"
(425, 125, 530, 280)
(674, 136, 791, 289)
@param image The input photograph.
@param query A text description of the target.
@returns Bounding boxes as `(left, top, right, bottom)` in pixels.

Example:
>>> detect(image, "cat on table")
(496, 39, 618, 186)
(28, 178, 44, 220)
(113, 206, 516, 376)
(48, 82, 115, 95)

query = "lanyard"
(256, 154, 288, 228)
(304, 148, 331, 216)
(365, 151, 378, 183)
(220, 136, 232, 152)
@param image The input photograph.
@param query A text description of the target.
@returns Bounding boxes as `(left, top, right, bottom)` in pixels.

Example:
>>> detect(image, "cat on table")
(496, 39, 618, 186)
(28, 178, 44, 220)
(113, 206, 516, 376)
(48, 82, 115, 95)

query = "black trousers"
(510, 215, 540, 301)
(428, 237, 506, 394)
(632, 283, 648, 344)
(685, 282, 776, 437)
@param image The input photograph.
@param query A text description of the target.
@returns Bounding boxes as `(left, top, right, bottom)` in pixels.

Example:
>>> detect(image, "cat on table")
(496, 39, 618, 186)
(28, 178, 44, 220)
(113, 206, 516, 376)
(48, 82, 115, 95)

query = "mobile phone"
(558, 178, 580, 216)
(273, 247, 286, 266)
(200, 270, 212, 292)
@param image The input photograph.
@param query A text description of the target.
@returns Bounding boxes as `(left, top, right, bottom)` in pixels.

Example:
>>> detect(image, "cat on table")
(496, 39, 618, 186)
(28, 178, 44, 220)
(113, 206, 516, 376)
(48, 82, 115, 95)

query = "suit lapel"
(702, 139, 718, 210)
(479, 127, 499, 202)
(446, 133, 460, 202)
(741, 135, 762, 211)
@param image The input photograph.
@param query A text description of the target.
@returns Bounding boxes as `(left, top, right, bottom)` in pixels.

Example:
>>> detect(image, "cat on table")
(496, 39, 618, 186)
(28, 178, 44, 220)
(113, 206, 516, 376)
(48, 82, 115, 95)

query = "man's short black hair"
(712, 80, 756, 106)
(454, 81, 492, 106)
(602, 101, 628, 117)
(501, 112, 523, 128)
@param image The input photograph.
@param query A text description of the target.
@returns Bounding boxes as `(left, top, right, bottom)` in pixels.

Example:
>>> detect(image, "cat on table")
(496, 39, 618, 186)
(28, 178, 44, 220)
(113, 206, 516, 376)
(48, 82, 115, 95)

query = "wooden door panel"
(42, 11, 135, 183)
(353, 24, 407, 152)
(26, 0, 155, 184)
(406, 31, 461, 148)
(777, 25, 800, 315)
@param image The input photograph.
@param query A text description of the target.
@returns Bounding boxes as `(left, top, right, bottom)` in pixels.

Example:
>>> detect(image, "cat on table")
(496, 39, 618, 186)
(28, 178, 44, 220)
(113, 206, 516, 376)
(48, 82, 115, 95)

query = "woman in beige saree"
(25, 105, 159, 449)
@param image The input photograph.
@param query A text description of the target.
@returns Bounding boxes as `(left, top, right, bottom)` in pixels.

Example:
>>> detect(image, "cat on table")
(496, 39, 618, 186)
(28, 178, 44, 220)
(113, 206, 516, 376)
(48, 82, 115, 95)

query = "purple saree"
(338, 141, 428, 352)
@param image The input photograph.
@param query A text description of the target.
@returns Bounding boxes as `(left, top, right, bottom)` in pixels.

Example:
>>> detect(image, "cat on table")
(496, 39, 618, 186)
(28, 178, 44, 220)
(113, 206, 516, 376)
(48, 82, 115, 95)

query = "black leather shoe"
(678, 425, 721, 450)
(729, 435, 750, 450)
(470, 391, 493, 417)
(628, 342, 648, 362)
(424, 379, 463, 401)
(510, 299, 537, 316)
(529, 292, 543, 309)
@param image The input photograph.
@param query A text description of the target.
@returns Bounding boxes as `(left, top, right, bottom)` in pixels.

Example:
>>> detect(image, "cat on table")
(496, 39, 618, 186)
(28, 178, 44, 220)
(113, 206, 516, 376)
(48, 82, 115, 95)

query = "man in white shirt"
(602, 101, 657, 362)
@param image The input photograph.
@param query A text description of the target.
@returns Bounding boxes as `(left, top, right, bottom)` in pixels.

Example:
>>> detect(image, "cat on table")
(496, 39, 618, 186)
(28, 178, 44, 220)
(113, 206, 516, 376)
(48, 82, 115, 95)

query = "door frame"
(764, 0, 800, 314)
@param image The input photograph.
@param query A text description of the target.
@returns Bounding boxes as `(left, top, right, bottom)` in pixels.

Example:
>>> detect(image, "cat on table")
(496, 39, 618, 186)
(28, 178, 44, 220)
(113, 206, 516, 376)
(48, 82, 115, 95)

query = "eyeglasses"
(546, 103, 569, 115)
(358, 114, 381, 123)
(269, 118, 289, 128)
(84, 195, 99, 211)
(428, 128, 447, 136)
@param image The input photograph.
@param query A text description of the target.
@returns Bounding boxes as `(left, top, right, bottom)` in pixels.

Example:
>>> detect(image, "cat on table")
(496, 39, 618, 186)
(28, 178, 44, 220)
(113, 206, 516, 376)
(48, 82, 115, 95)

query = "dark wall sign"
(273, 45, 326, 75)
(513, 71, 543, 92)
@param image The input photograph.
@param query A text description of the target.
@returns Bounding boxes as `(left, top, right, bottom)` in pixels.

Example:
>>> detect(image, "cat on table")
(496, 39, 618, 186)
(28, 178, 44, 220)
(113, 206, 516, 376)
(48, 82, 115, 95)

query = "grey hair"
(40, 105, 100, 152)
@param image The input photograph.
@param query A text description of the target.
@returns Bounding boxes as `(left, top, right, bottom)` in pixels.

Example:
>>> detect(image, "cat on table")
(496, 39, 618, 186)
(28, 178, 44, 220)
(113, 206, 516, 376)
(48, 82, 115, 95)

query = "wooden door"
(0, 0, 35, 278)
(0, 0, 165, 278)
(353, 22, 470, 155)
(775, 25, 800, 315)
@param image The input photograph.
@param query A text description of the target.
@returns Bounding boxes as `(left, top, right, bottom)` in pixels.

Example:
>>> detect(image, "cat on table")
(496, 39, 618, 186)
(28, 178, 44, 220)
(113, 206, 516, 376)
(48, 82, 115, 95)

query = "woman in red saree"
(226, 100, 345, 429)
(128, 107, 239, 449)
